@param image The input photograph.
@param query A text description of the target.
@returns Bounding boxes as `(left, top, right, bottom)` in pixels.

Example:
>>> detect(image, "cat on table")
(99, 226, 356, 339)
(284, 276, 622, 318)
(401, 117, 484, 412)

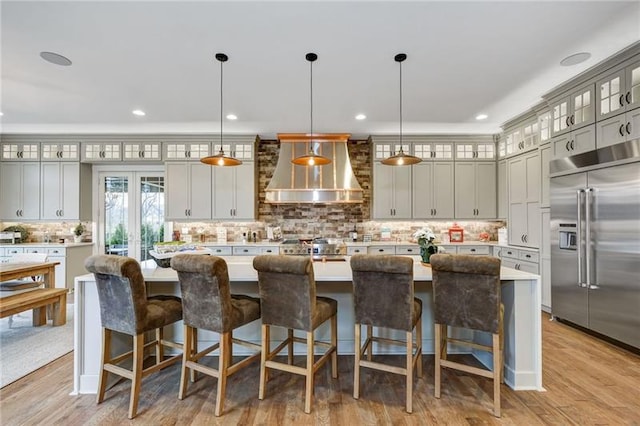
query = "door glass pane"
(104, 177, 129, 256)
(139, 177, 165, 261)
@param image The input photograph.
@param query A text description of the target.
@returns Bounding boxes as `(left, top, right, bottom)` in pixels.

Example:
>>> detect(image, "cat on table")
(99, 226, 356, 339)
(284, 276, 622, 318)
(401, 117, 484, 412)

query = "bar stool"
(252, 255, 338, 414)
(430, 253, 503, 417)
(170, 254, 261, 416)
(84, 255, 183, 419)
(350, 254, 423, 413)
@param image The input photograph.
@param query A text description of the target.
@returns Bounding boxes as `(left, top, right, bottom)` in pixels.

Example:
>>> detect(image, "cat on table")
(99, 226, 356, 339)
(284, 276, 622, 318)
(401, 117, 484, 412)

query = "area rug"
(0, 304, 74, 388)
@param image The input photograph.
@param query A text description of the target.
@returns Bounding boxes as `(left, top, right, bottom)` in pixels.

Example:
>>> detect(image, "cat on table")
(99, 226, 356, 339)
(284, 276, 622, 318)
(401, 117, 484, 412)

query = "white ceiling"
(1, 1, 639, 138)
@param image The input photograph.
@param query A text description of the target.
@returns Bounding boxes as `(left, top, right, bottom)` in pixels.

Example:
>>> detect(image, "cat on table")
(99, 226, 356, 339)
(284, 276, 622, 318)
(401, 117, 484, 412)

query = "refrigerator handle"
(585, 187, 598, 289)
(577, 189, 586, 288)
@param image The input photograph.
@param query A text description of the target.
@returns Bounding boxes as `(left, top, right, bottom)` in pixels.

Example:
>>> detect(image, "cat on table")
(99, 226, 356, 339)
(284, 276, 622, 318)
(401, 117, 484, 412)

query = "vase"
(420, 243, 436, 264)
(74, 235, 83, 243)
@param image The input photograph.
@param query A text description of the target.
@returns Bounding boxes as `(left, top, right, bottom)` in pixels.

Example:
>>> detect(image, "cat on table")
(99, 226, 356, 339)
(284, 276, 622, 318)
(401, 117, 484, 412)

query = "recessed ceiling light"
(0, 112, 3, 116)
(40, 51, 72, 66)
(226, 114, 237, 120)
(132, 109, 146, 116)
(476, 113, 488, 120)
(355, 114, 366, 120)
(560, 52, 591, 66)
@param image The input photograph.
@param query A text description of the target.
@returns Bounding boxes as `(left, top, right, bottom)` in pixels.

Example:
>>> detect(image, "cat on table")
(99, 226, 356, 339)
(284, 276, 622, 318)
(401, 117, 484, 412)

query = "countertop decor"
(413, 227, 438, 264)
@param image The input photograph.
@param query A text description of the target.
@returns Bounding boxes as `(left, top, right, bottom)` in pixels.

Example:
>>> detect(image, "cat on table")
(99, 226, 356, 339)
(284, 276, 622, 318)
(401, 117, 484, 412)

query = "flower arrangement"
(413, 227, 439, 264)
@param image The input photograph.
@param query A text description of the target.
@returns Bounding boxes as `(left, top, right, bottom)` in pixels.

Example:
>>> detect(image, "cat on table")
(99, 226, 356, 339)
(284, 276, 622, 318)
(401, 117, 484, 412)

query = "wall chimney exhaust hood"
(265, 133, 364, 204)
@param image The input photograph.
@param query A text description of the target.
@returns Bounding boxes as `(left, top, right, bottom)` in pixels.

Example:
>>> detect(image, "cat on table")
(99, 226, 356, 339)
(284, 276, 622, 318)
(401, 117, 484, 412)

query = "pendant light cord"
(399, 59, 403, 146)
(310, 58, 313, 153)
(220, 57, 223, 152)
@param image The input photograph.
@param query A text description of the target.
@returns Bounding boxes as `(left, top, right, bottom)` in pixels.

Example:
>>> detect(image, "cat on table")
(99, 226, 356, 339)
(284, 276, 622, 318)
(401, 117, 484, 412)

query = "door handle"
(570, 140, 574, 150)
(566, 141, 570, 151)
(619, 94, 625, 107)
(626, 91, 631, 104)
(565, 117, 571, 127)
(626, 122, 631, 135)
(585, 188, 594, 288)
(619, 124, 626, 137)
(577, 189, 585, 287)
(570, 115, 575, 125)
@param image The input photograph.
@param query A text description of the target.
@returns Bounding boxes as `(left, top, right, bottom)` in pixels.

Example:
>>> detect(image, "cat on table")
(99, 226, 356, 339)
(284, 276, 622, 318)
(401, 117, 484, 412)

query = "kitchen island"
(73, 256, 542, 395)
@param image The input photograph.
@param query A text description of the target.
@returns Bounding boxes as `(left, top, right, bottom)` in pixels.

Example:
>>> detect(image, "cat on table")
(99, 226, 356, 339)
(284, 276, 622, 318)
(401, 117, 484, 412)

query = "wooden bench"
(0, 288, 67, 326)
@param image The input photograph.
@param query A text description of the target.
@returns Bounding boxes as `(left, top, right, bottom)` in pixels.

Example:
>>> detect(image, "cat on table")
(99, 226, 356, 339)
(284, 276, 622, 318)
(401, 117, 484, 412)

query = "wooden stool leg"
(366, 325, 373, 361)
(434, 323, 442, 399)
(287, 328, 294, 365)
(191, 328, 198, 383)
(500, 304, 505, 384)
(259, 324, 270, 400)
(128, 333, 144, 419)
(330, 314, 338, 379)
(353, 323, 361, 399)
(155, 327, 164, 365)
(304, 331, 314, 414)
(406, 330, 413, 413)
(416, 315, 423, 378)
(178, 324, 192, 400)
(493, 333, 501, 417)
(97, 328, 111, 404)
(215, 332, 230, 416)
(441, 324, 448, 361)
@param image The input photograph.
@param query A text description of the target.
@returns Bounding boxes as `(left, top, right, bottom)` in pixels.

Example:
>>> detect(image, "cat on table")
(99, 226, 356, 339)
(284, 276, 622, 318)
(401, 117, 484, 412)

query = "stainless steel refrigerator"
(550, 139, 640, 349)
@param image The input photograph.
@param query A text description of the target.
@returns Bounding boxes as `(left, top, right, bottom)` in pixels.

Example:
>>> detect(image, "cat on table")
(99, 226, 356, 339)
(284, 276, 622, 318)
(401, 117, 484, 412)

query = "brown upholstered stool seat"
(253, 255, 338, 414)
(430, 253, 503, 417)
(171, 254, 261, 417)
(84, 255, 184, 420)
(350, 254, 423, 413)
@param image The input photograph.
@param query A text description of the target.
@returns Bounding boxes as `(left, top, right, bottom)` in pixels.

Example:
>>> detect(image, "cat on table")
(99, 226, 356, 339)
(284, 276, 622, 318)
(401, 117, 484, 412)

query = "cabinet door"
(551, 133, 572, 159)
(41, 162, 62, 219)
(60, 162, 80, 219)
(0, 163, 22, 218)
(432, 162, 454, 218)
(373, 163, 394, 219)
(454, 162, 476, 218)
(165, 163, 190, 219)
(412, 163, 434, 218)
(475, 162, 496, 218)
(20, 162, 41, 219)
(597, 67, 626, 121)
(213, 166, 235, 219)
(572, 125, 596, 155)
(498, 159, 507, 219)
(570, 85, 595, 129)
(626, 60, 640, 111)
(597, 113, 627, 149)
(550, 96, 571, 138)
(627, 108, 640, 141)
(188, 163, 212, 220)
(233, 163, 255, 219)
(540, 144, 551, 208)
(393, 166, 412, 219)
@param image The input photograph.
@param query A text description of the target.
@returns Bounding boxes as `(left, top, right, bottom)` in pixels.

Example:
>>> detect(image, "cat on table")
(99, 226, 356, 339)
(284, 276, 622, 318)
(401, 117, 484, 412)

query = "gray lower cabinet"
(454, 161, 496, 219)
(0, 162, 40, 220)
(412, 162, 454, 218)
(165, 162, 212, 220)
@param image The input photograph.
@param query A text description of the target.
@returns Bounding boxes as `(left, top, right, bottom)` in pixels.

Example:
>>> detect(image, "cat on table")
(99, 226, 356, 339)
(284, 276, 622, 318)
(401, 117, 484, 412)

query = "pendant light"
(200, 53, 242, 167)
(291, 53, 331, 167)
(381, 53, 422, 166)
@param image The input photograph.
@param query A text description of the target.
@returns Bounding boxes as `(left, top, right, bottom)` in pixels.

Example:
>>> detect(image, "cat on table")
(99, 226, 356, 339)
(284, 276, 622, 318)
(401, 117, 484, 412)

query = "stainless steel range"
(279, 238, 347, 261)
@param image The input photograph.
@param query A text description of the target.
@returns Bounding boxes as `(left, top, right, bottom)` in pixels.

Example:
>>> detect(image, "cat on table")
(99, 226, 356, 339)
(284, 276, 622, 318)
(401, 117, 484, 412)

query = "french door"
(95, 166, 165, 262)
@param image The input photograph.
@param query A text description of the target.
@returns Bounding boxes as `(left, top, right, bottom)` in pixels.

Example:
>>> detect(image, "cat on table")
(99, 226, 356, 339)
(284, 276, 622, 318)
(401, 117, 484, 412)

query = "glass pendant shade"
(292, 52, 331, 167)
(382, 53, 421, 166)
(200, 52, 242, 167)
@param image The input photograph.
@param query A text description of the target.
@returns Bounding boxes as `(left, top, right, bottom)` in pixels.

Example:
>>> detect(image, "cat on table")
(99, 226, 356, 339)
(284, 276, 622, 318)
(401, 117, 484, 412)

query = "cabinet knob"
(470, 248, 476, 252)
(378, 249, 384, 252)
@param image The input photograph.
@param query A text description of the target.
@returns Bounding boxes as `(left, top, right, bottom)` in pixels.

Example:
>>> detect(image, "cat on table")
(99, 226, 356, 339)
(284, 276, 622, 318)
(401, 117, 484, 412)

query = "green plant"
(74, 223, 86, 237)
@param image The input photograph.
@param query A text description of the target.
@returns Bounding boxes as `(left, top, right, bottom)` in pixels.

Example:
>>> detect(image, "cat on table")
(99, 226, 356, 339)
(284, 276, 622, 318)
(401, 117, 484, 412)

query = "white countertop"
(0, 242, 93, 248)
(75, 256, 539, 283)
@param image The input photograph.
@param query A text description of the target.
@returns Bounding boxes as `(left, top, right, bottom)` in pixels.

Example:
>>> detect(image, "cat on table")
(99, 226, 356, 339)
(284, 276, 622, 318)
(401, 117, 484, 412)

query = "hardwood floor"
(1, 313, 639, 425)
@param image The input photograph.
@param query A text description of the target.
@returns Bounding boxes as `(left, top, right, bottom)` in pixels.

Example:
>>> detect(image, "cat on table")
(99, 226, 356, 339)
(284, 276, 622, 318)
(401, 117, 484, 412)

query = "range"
(279, 238, 347, 261)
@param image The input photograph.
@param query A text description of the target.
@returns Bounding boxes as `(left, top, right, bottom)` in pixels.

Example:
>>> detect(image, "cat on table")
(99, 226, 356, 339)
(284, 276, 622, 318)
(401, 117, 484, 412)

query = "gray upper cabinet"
(412, 162, 454, 219)
(82, 142, 122, 162)
(596, 108, 640, 149)
(0, 162, 40, 220)
(504, 117, 539, 158)
(508, 151, 540, 248)
(163, 142, 211, 161)
(497, 159, 507, 219)
(596, 59, 640, 122)
(455, 141, 495, 161)
(213, 162, 256, 220)
(454, 161, 496, 219)
(40, 162, 91, 220)
(412, 142, 454, 160)
(41, 143, 80, 161)
(373, 142, 410, 161)
(549, 83, 595, 138)
(550, 124, 595, 159)
(212, 142, 254, 161)
(122, 142, 162, 161)
(539, 143, 551, 208)
(165, 162, 212, 220)
(1, 143, 39, 161)
(373, 162, 412, 219)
